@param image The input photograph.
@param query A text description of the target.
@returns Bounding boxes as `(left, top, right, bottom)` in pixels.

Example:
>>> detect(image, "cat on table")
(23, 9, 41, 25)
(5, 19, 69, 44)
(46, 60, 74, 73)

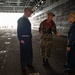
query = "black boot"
(64, 68, 72, 75)
(42, 58, 49, 66)
(64, 64, 68, 69)
(45, 58, 49, 65)
(42, 58, 46, 65)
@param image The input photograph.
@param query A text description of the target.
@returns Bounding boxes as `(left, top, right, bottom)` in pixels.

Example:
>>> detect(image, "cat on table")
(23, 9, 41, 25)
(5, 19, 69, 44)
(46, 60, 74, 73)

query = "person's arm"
(52, 21, 61, 36)
(39, 22, 43, 34)
(67, 25, 75, 47)
(52, 21, 57, 35)
(17, 19, 24, 44)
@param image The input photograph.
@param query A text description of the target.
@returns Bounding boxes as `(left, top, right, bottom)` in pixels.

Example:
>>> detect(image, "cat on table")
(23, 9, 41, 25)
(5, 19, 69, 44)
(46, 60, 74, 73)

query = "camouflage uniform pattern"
(40, 33, 52, 59)
(39, 20, 57, 59)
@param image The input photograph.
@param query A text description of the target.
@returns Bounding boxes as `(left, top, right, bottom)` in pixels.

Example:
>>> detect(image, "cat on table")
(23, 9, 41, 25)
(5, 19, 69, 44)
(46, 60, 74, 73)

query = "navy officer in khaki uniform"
(17, 7, 33, 72)
(64, 12, 75, 74)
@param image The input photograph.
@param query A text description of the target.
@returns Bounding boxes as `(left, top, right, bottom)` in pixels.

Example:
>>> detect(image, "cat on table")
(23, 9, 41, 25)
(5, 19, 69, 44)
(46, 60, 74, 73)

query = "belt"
(22, 35, 30, 37)
(43, 31, 52, 34)
(43, 33, 52, 34)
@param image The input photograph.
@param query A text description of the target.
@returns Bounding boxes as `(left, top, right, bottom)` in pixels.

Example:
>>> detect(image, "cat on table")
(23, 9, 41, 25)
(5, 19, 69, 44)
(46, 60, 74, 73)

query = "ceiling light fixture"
(36, 6, 37, 8)
(38, 4, 40, 6)
(41, 1, 44, 3)
(0, 2, 3, 4)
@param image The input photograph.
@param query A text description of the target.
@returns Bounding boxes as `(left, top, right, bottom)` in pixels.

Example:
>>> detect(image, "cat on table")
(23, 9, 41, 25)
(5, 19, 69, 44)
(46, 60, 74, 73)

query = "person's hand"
(67, 47, 71, 51)
(39, 31, 43, 37)
(56, 33, 61, 36)
(39, 31, 42, 34)
(20, 40, 25, 44)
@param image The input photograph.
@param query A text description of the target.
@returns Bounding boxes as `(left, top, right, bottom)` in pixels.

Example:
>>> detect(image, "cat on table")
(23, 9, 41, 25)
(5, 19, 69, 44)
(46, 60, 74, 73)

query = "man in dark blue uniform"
(64, 12, 75, 74)
(17, 7, 33, 72)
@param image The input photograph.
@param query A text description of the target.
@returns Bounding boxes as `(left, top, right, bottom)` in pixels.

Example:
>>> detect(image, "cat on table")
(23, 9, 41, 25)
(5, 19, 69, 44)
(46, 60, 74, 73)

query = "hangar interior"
(0, 0, 75, 35)
(0, 0, 75, 75)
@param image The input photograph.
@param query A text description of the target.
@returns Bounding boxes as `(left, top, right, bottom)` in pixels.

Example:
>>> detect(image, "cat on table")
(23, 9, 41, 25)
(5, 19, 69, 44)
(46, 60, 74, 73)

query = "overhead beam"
(32, 0, 69, 18)
(0, 6, 24, 7)
(17, 0, 20, 6)
(25, 0, 29, 6)
(0, 9, 24, 13)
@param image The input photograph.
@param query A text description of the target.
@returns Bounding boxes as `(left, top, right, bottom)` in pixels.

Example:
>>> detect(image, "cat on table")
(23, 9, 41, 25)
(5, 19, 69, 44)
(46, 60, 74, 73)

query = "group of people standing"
(17, 7, 75, 75)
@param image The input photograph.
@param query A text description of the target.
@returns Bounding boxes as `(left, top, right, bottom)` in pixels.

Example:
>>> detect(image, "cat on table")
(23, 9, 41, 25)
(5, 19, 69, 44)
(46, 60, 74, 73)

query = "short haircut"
(47, 12, 55, 17)
(68, 12, 75, 19)
(24, 7, 32, 13)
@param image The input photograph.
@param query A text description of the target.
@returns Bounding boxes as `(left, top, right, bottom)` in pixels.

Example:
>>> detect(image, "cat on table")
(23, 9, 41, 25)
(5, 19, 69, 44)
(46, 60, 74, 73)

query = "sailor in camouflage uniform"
(39, 12, 58, 65)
